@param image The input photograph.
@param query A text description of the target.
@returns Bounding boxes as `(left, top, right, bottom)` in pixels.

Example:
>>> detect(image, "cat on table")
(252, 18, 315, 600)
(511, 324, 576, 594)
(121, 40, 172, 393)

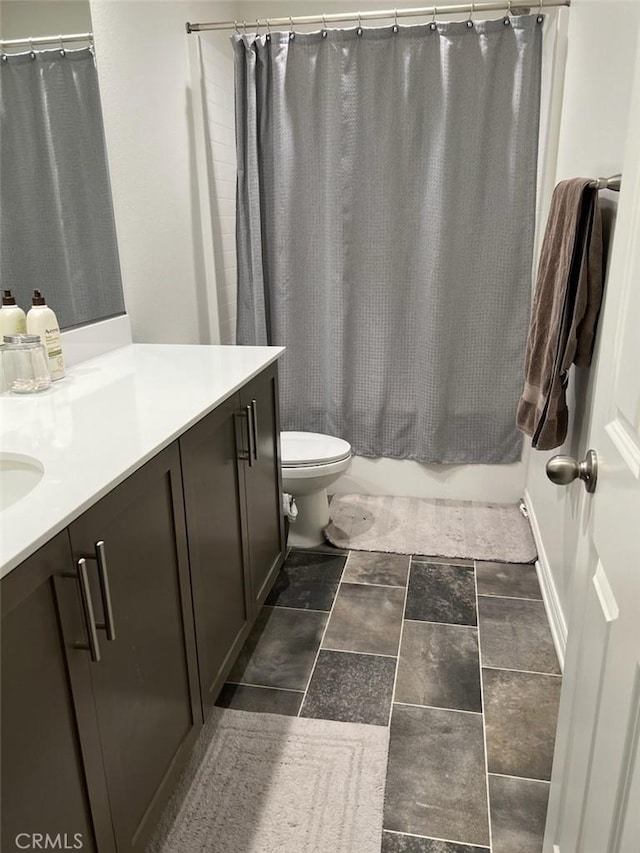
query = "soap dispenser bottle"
(26, 289, 65, 381)
(0, 290, 27, 336)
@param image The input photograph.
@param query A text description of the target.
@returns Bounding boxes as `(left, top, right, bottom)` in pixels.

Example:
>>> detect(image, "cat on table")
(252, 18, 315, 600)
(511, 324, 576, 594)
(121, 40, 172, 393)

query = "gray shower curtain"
(0, 48, 124, 329)
(233, 16, 542, 463)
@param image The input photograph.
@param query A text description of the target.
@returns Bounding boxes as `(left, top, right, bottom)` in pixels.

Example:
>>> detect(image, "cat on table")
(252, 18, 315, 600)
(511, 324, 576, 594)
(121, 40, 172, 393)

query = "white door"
(543, 40, 640, 853)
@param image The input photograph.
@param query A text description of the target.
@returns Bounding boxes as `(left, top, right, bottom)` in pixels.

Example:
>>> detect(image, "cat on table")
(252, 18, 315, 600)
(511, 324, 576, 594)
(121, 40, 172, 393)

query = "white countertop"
(0, 344, 284, 578)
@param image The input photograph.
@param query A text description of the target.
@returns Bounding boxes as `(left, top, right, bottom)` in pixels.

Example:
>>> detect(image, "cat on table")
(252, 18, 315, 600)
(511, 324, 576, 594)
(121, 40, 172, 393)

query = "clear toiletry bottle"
(26, 289, 65, 381)
(0, 290, 27, 337)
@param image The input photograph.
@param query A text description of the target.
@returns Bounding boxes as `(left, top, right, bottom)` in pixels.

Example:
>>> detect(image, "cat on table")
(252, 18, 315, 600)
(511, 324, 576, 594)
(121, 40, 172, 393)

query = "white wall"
(524, 0, 640, 634)
(89, 0, 240, 345)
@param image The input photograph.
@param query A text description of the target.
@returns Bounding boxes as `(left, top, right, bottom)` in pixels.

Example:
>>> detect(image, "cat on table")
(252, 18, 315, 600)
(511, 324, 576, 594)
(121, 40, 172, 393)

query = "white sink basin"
(0, 454, 44, 511)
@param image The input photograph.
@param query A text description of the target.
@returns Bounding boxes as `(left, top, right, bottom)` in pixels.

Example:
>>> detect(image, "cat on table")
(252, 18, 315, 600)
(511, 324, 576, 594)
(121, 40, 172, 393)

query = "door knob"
(545, 449, 598, 493)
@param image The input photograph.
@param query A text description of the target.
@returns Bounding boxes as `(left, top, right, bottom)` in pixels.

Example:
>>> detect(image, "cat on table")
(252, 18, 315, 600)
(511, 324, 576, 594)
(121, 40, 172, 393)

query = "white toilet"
(281, 431, 352, 548)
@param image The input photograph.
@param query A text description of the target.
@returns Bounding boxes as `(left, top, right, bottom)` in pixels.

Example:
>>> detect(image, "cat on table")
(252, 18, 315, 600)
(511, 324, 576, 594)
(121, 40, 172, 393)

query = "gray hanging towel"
(516, 178, 603, 450)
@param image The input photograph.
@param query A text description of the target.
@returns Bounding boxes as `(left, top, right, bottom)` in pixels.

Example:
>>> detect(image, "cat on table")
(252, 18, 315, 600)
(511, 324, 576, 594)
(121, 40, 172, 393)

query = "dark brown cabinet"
(1, 360, 284, 852)
(63, 443, 202, 853)
(180, 392, 250, 719)
(180, 364, 286, 720)
(239, 363, 286, 611)
(1, 533, 112, 853)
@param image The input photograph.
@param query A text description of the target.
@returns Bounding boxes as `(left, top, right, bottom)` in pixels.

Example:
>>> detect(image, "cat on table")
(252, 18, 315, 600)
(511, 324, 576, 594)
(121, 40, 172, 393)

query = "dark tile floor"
(216, 549, 562, 853)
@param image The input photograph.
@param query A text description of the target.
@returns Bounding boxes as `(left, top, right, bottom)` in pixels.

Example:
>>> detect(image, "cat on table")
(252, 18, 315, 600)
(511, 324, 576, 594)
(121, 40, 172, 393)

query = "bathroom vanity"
(0, 345, 286, 853)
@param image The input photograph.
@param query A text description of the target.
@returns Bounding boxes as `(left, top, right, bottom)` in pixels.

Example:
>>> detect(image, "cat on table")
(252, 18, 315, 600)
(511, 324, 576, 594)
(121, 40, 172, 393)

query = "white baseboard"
(523, 488, 567, 671)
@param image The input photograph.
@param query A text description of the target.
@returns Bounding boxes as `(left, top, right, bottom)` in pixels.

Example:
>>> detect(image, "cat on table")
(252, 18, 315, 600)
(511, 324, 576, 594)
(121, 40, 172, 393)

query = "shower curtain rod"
(186, 0, 570, 33)
(0, 32, 93, 49)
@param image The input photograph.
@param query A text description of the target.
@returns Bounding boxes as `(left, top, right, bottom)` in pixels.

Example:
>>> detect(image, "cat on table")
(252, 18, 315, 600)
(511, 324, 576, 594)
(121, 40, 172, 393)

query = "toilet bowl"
(281, 431, 352, 548)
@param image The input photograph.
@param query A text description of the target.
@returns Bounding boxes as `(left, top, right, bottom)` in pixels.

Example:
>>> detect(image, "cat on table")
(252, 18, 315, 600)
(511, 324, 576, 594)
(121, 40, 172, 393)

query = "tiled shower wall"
(200, 34, 238, 345)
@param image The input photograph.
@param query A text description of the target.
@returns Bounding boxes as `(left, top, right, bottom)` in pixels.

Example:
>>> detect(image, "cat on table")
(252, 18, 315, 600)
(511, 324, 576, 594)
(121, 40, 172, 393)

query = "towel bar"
(589, 174, 621, 191)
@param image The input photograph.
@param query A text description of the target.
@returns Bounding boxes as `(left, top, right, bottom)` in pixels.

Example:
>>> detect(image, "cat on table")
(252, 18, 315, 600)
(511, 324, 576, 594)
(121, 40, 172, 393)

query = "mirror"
(0, 1, 126, 330)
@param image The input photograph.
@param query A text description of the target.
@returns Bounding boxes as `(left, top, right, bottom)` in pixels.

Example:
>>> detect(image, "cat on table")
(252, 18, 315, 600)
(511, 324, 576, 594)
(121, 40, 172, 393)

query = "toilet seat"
(280, 431, 352, 547)
(281, 431, 351, 468)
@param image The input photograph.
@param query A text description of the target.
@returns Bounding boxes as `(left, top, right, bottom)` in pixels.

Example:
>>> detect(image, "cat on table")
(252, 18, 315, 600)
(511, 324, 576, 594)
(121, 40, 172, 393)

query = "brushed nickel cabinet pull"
(246, 404, 255, 467)
(95, 540, 116, 641)
(250, 399, 259, 461)
(75, 557, 101, 662)
(234, 409, 253, 466)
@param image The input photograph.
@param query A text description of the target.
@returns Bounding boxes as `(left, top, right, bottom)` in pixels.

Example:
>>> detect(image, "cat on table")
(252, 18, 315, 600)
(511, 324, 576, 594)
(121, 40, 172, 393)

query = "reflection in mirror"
(0, 1, 126, 330)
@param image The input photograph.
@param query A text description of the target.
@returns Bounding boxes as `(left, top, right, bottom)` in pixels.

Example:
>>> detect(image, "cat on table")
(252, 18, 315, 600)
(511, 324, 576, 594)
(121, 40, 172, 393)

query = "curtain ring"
(29, 37, 36, 59)
(266, 18, 272, 41)
(289, 16, 295, 40)
(467, 2, 475, 27)
(59, 34, 66, 56)
(357, 11, 363, 36)
(255, 18, 261, 35)
(393, 9, 399, 33)
(234, 20, 240, 34)
(430, 6, 438, 30)
(322, 14, 328, 38)
(243, 20, 247, 33)
(537, 0, 544, 23)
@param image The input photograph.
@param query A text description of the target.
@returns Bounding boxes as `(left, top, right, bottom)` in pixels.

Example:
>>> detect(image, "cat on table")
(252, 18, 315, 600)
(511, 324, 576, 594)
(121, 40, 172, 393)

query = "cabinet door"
(66, 443, 202, 853)
(239, 363, 286, 611)
(180, 393, 250, 719)
(1, 533, 114, 853)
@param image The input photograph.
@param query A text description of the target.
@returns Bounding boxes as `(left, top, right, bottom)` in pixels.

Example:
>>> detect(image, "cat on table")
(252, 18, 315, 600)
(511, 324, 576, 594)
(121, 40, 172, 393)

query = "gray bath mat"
(149, 708, 389, 853)
(325, 494, 537, 563)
